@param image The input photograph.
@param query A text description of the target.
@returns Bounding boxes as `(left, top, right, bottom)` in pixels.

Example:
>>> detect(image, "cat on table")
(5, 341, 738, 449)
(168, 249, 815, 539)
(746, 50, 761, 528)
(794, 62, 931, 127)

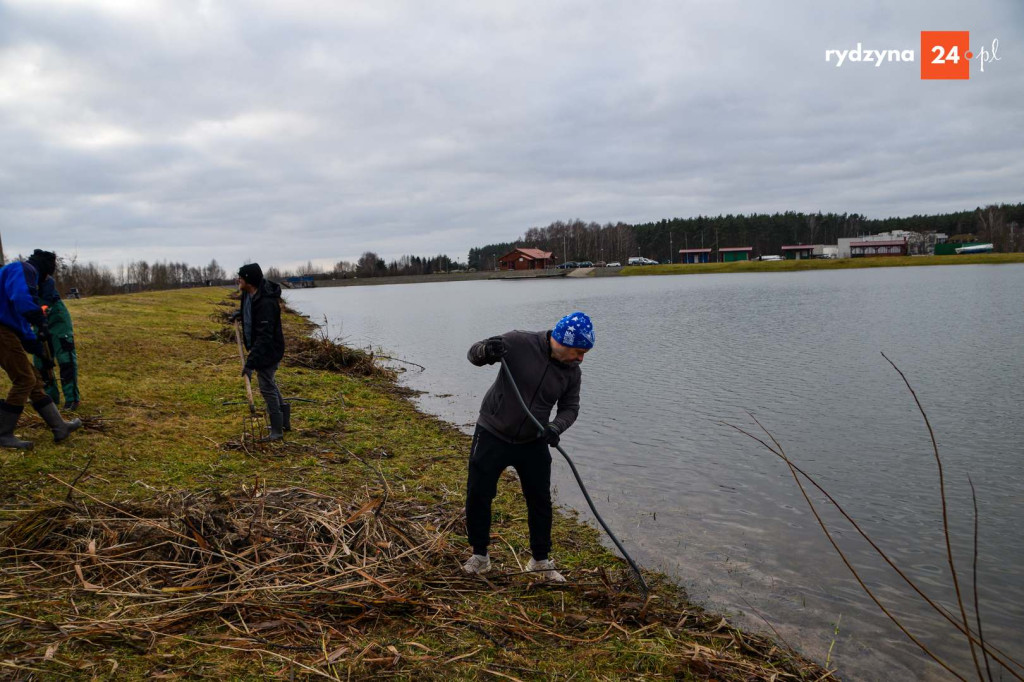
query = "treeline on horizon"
(7, 203, 1021, 297)
(281, 252, 463, 281)
(467, 203, 1024, 269)
(0, 250, 465, 297)
(2, 256, 231, 298)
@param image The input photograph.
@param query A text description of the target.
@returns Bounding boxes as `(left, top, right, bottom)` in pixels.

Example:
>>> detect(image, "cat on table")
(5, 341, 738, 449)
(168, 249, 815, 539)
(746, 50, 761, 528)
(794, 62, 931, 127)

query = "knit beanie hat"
(27, 250, 57, 279)
(238, 263, 264, 286)
(551, 311, 595, 349)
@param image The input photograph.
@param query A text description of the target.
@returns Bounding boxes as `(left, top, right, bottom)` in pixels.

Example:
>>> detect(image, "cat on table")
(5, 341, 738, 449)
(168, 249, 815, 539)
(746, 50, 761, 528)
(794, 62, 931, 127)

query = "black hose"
(500, 358, 649, 598)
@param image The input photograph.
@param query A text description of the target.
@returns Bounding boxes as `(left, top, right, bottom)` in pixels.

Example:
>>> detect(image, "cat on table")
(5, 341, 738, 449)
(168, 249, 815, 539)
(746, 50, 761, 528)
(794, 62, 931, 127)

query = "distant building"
(850, 239, 908, 257)
(679, 248, 712, 264)
(781, 245, 815, 260)
(498, 247, 553, 271)
(839, 232, 928, 258)
(718, 247, 753, 262)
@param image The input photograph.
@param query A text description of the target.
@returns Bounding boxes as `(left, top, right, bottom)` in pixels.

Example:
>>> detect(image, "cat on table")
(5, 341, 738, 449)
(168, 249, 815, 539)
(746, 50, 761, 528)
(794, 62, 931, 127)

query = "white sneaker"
(462, 553, 491, 575)
(527, 557, 566, 582)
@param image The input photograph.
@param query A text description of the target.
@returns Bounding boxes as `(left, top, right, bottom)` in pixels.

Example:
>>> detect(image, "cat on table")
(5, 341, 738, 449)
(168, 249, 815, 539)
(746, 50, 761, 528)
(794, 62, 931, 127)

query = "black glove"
(543, 424, 561, 447)
(24, 308, 47, 328)
(242, 366, 253, 380)
(21, 337, 43, 355)
(483, 336, 507, 363)
(228, 310, 241, 323)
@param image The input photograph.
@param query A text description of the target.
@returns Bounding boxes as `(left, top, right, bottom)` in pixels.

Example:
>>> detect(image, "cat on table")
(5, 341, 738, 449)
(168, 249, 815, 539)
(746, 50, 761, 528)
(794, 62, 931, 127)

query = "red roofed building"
(498, 247, 554, 271)
(850, 239, 908, 257)
(679, 248, 713, 264)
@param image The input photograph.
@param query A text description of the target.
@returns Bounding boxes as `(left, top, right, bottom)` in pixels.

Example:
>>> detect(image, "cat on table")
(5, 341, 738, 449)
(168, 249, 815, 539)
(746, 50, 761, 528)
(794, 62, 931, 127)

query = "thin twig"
(969, 476, 994, 682)
(737, 414, 967, 681)
(882, 352, 984, 682)
(721, 420, 1023, 679)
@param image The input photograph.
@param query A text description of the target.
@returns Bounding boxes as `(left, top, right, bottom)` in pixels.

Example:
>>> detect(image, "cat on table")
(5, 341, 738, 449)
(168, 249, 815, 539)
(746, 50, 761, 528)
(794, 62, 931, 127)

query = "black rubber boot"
(260, 410, 284, 443)
(0, 401, 33, 450)
(281, 402, 292, 432)
(34, 399, 82, 443)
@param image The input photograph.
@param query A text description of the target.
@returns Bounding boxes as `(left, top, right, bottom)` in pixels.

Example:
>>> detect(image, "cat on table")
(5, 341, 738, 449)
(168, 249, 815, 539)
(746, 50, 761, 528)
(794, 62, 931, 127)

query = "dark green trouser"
(33, 301, 80, 406)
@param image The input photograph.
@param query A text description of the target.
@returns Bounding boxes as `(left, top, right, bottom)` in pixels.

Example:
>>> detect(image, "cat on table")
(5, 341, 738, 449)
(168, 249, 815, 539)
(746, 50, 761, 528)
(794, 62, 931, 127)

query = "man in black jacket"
(232, 263, 288, 442)
(463, 311, 595, 581)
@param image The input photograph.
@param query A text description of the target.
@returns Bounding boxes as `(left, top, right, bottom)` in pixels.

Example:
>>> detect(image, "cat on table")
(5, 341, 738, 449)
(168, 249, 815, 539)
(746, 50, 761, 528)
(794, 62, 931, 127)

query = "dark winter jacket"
(35, 276, 72, 335)
(240, 279, 285, 370)
(468, 330, 581, 444)
(38, 277, 61, 305)
(0, 261, 46, 341)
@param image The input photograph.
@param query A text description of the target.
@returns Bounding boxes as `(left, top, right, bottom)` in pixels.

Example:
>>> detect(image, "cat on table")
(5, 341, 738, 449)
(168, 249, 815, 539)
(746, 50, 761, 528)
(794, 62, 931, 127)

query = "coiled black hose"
(500, 358, 649, 598)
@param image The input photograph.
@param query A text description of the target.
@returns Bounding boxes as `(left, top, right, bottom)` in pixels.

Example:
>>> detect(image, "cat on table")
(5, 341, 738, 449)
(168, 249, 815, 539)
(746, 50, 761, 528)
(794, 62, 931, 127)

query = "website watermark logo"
(824, 31, 1001, 79)
(825, 44, 915, 68)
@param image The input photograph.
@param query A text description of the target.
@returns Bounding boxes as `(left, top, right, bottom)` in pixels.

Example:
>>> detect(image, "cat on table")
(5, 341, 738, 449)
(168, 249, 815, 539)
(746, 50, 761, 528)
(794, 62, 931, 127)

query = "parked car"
(555, 261, 578, 269)
(577, 260, 594, 268)
(660, 260, 672, 265)
(628, 257, 659, 266)
(594, 261, 607, 267)
(756, 255, 783, 262)
(606, 261, 621, 267)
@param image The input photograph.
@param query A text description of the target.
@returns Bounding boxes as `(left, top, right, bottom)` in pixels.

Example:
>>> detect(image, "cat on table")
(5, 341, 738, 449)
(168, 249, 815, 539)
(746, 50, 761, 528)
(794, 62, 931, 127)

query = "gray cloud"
(2, 0, 1021, 270)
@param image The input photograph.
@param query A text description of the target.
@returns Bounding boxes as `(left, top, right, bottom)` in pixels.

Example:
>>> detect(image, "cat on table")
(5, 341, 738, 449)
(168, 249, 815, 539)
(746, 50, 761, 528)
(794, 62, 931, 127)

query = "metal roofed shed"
(678, 248, 713, 264)
(718, 246, 753, 262)
(781, 245, 815, 260)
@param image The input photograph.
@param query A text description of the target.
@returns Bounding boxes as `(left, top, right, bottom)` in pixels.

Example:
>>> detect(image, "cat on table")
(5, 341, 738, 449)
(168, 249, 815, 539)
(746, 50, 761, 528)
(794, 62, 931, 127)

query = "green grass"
(621, 252, 1024, 276)
(0, 288, 834, 680)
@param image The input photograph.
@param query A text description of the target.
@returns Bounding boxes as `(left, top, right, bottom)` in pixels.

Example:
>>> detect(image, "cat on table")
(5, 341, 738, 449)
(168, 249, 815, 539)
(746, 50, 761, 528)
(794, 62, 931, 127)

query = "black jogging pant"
(465, 425, 552, 561)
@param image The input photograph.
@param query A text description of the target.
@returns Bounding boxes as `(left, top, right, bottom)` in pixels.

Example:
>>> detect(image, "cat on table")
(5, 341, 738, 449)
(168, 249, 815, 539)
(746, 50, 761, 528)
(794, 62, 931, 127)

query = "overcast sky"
(2, 0, 1021, 270)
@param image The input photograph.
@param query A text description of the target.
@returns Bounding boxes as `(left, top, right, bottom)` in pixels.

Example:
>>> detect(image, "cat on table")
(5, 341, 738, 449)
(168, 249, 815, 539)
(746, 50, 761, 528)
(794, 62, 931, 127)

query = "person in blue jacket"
(0, 250, 81, 450)
(33, 275, 81, 410)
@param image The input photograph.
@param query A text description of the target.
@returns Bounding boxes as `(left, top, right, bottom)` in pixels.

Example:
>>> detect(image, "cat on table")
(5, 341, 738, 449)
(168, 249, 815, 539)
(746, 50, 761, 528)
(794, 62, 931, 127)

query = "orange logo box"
(921, 31, 970, 79)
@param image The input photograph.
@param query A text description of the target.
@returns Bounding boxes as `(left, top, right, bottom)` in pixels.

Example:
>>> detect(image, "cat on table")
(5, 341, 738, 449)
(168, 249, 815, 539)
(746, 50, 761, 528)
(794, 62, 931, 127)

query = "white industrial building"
(836, 231, 945, 258)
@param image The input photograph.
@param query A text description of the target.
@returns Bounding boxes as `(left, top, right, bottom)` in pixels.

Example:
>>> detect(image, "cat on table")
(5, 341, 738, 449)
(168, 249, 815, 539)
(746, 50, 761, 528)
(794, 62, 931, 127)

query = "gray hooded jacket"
(468, 330, 581, 444)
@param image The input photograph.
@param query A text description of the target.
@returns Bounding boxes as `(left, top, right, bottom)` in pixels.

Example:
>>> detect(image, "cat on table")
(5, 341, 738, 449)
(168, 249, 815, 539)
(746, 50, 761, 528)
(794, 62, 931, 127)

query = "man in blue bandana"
(463, 311, 595, 582)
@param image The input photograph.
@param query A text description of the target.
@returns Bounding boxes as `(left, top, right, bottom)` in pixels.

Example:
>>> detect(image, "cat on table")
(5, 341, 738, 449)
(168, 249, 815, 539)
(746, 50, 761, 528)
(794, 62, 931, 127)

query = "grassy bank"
(621, 252, 1024, 277)
(0, 288, 835, 680)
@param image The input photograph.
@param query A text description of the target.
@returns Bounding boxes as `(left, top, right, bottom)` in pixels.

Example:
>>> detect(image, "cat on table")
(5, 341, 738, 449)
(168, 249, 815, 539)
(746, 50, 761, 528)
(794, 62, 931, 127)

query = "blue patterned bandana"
(552, 311, 595, 349)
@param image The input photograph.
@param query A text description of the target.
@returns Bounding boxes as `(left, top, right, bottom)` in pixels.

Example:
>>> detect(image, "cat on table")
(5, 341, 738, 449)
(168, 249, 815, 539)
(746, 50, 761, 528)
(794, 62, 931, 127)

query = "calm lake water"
(286, 265, 1024, 681)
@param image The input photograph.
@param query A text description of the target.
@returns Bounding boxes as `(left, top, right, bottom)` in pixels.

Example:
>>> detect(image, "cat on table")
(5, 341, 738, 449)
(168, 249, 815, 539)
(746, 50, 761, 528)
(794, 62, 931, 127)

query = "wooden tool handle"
(234, 320, 257, 412)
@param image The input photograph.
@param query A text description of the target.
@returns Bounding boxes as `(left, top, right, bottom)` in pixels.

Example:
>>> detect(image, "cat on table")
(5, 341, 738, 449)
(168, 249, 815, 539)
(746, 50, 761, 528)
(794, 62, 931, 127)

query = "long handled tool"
(36, 307, 57, 385)
(234, 321, 266, 450)
(500, 358, 649, 598)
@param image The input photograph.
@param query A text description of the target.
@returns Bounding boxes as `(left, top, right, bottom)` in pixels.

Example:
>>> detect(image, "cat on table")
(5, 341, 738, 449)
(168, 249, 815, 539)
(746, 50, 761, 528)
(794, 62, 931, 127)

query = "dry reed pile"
(0, 484, 828, 680)
(284, 333, 393, 379)
(208, 303, 391, 378)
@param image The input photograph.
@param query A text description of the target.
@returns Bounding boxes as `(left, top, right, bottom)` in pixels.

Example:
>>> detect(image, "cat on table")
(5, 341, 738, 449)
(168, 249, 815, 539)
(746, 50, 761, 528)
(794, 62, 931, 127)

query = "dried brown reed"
(0, 481, 835, 680)
(284, 332, 394, 379)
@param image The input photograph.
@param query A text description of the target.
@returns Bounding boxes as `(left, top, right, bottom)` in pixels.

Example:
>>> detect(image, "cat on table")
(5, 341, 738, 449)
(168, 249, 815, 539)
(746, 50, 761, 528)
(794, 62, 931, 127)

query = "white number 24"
(931, 45, 961, 64)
